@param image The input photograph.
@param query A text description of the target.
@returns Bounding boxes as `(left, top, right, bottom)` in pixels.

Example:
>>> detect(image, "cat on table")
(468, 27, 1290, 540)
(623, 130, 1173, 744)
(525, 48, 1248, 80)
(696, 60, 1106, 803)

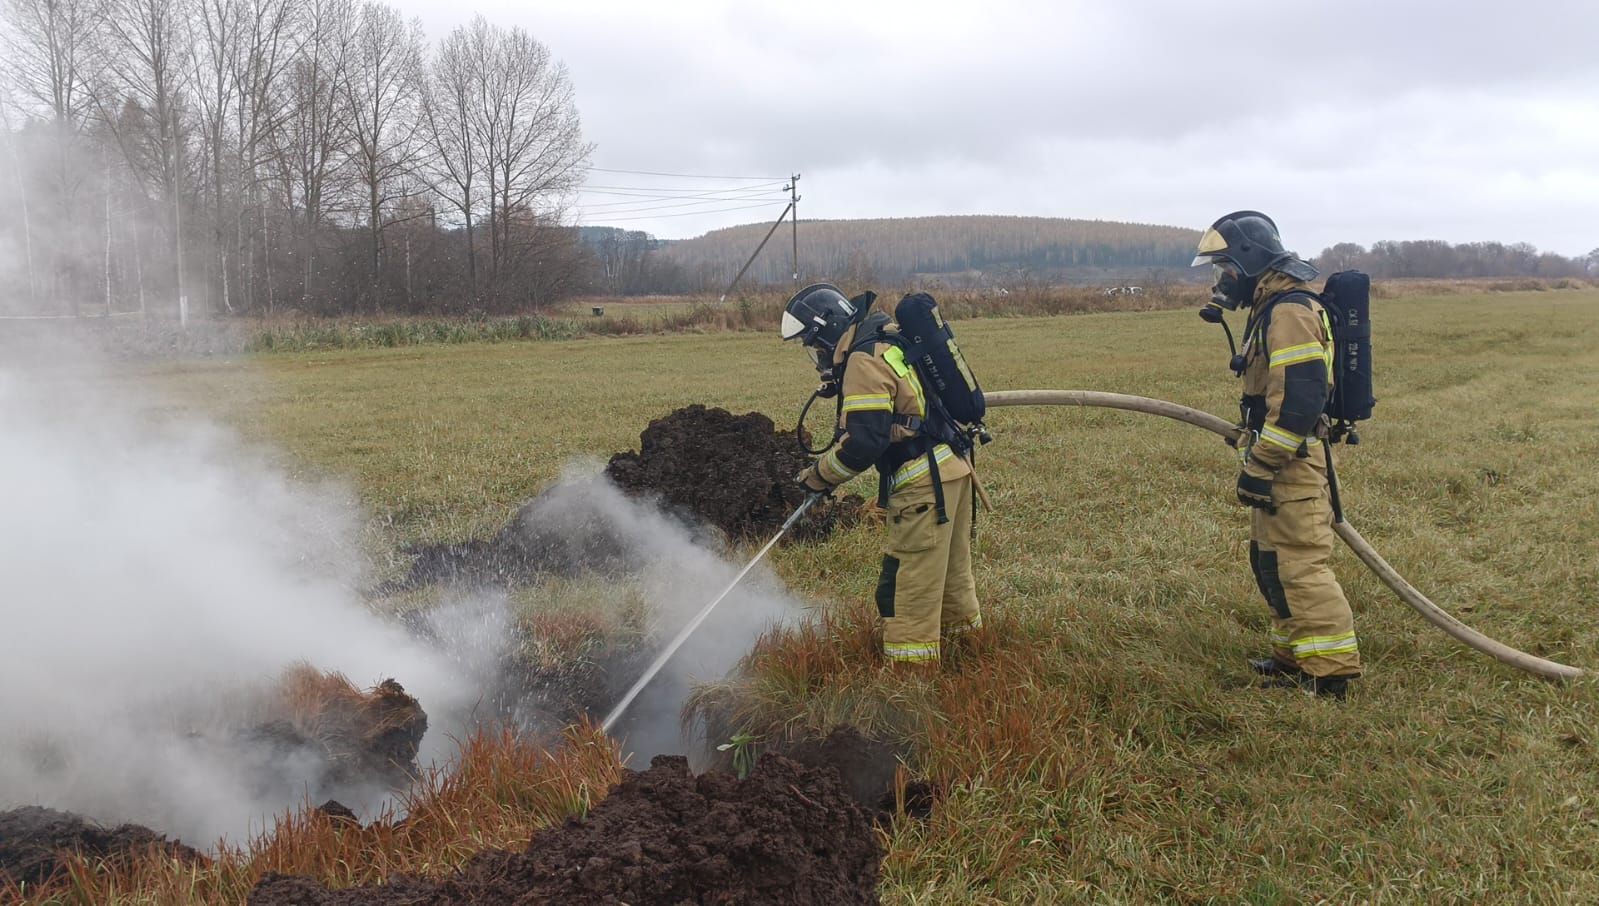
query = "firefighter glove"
(1236, 457, 1277, 514)
(796, 464, 833, 494)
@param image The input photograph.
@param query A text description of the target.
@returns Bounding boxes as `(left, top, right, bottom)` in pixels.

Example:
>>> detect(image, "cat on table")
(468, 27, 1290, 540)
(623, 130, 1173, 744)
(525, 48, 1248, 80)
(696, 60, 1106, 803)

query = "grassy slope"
(144, 290, 1599, 903)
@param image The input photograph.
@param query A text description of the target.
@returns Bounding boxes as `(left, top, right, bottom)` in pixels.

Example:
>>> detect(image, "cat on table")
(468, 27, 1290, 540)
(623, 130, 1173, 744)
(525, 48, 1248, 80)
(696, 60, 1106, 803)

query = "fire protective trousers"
(1250, 487, 1361, 678)
(876, 473, 981, 663)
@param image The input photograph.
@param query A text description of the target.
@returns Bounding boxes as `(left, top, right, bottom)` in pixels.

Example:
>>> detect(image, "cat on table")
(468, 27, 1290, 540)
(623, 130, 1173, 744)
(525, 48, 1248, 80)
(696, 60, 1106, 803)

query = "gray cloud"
(402, 0, 1599, 254)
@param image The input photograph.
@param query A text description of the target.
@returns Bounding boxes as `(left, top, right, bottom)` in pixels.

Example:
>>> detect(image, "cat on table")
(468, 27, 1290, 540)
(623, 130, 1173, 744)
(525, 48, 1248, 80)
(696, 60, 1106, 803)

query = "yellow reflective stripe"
(1258, 425, 1304, 452)
(1269, 342, 1326, 367)
(1292, 632, 1359, 658)
(882, 346, 912, 378)
(883, 346, 925, 416)
(889, 444, 957, 491)
(884, 641, 940, 662)
(943, 614, 982, 634)
(840, 394, 893, 413)
(1319, 311, 1335, 378)
(817, 449, 861, 485)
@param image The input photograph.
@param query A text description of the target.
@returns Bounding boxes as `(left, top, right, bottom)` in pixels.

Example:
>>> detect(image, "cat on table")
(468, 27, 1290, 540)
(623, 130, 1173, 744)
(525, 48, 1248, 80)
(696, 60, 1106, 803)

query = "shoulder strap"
(1254, 290, 1321, 351)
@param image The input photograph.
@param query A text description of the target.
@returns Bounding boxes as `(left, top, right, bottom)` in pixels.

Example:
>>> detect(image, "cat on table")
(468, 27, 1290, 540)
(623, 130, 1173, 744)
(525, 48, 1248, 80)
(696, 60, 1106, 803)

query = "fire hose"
(985, 389, 1583, 681)
(602, 493, 824, 733)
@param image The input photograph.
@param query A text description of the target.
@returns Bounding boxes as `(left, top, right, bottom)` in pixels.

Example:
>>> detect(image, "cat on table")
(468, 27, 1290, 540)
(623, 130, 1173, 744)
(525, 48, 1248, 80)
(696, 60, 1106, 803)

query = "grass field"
(71, 288, 1599, 901)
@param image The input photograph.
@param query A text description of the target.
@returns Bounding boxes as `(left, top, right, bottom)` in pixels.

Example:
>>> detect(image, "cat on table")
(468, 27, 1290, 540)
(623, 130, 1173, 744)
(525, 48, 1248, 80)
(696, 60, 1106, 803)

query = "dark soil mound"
(240, 670, 428, 801)
(0, 806, 204, 887)
(606, 405, 861, 541)
(401, 497, 637, 589)
(248, 753, 881, 905)
(397, 405, 858, 591)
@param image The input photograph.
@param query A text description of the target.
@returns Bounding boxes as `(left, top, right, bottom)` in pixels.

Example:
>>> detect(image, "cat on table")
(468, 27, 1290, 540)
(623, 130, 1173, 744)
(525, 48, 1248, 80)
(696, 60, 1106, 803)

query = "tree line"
(596, 217, 1598, 296)
(1315, 240, 1596, 281)
(0, 0, 590, 318)
(640, 215, 1204, 293)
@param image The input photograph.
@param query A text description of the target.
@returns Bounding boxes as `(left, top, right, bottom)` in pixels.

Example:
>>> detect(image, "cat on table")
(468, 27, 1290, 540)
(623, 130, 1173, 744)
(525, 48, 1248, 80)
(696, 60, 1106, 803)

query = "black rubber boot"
(1263, 671, 1357, 700)
(1249, 656, 1304, 678)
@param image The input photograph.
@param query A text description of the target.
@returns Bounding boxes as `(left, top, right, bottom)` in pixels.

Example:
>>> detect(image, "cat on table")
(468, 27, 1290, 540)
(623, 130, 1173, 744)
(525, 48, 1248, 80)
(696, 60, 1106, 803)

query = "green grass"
(136, 288, 1599, 903)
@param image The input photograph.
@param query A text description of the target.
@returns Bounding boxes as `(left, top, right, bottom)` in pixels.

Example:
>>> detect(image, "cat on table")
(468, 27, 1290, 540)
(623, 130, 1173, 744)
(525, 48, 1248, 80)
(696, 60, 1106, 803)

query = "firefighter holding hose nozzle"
(781, 284, 984, 668)
(1193, 212, 1362, 699)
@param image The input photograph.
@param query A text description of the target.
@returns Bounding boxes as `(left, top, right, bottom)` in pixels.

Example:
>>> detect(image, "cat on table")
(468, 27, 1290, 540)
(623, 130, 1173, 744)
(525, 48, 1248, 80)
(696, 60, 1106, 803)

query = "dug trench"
(391, 404, 867, 739)
(0, 666, 426, 889)
(3, 406, 923, 900)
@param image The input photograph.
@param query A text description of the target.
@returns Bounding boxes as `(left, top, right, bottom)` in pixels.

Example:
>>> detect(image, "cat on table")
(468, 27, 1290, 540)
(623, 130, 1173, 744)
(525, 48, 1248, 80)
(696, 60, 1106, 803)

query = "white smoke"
(0, 353, 803, 844)
(499, 472, 798, 760)
(0, 362, 479, 843)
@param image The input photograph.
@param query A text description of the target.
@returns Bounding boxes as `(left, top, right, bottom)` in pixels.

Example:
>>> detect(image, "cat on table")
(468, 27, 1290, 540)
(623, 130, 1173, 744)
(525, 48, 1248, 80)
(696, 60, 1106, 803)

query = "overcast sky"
(395, 0, 1599, 256)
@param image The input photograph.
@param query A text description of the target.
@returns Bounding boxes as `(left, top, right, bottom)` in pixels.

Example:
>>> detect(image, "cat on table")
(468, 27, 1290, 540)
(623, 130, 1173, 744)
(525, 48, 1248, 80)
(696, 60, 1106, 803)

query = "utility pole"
(785, 173, 801, 285)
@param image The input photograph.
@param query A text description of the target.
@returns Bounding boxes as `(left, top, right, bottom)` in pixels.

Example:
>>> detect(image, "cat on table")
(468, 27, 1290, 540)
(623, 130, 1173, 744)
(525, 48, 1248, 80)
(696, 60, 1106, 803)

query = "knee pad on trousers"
(1253, 545, 1292, 620)
(876, 555, 899, 618)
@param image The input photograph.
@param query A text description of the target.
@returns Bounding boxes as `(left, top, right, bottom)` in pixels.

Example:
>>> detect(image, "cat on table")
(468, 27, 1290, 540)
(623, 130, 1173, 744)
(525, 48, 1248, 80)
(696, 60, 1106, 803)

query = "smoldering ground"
(0, 354, 802, 847)
(0, 360, 481, 844)
(404, 470, 802, 762)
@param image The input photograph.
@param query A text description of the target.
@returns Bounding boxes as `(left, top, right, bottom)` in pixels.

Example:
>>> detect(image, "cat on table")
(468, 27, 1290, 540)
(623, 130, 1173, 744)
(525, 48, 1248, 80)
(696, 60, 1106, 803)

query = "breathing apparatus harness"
(796, 293, 990, 525)
(1203, 270, 1375, 523)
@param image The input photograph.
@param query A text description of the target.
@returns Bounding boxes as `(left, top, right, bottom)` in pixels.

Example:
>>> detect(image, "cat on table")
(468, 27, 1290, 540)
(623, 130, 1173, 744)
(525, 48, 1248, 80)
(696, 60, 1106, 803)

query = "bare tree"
(3, 0, 107, 310)
(271, 0, 352, 308)
(95, 0, 194, 314)
(342, 0, 421, 309)
(472, 22, 588, 301)
(2, 0, 104, 125)
(0, 95, 40, 309)
(420, 18, 485, 303)
(191, 0, 241, 311)
(226, 0, 297, 313)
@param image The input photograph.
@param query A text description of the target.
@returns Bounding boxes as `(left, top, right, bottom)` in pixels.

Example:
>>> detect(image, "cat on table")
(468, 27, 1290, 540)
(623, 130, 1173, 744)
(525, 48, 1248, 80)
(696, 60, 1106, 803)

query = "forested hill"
(659, 215, 1201, 286)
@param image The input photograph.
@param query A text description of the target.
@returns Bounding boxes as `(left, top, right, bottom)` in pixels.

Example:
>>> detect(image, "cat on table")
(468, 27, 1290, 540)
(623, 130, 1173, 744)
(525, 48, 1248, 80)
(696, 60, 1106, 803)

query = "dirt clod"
(606, 405, 862, 541)
(313, 800, 359, 825)
(248, 753, 882, 905)
(0, 806, 205, 887)
(241, 668, 428, 802)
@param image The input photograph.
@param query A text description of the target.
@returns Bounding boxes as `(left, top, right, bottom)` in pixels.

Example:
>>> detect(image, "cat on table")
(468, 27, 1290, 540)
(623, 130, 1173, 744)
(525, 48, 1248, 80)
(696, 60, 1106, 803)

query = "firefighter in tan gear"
(781, 284, 981, 665)
(1192, 212, 1362, 699)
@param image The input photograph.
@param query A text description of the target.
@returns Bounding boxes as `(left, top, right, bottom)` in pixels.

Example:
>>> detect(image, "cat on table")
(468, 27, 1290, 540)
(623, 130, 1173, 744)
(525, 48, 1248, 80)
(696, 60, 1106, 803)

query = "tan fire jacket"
(1241, 269, 1336, 488)
(814, 320, 971, 492)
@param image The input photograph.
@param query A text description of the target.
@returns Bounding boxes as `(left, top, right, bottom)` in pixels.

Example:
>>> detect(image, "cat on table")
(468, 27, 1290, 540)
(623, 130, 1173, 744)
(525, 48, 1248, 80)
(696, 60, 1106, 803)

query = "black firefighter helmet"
(1191, 210, 1289, 277)
(781, 283, 866, 368)
(1192, 210, 1318, 312)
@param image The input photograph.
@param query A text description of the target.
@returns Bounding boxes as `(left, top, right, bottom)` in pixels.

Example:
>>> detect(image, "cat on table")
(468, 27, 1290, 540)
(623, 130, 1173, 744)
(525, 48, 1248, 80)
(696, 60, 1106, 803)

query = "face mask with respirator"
(1199, 261, 1253, 376)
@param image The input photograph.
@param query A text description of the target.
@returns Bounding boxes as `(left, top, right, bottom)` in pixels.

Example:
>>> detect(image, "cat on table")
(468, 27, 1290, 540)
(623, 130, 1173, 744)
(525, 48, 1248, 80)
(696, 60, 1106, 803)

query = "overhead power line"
(579, 181, 786, 194)
(575, 193, 787, 216)
(584, 166, 784, 181)
(579, 200, 787, 224)
(575, 183, 788, 203)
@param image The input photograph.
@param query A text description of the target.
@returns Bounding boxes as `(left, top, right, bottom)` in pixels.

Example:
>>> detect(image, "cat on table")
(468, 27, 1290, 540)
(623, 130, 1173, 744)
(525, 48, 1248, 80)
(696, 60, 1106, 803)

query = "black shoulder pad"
(1276, 257, 1319, 282)
(1270, 291, 1317, 309)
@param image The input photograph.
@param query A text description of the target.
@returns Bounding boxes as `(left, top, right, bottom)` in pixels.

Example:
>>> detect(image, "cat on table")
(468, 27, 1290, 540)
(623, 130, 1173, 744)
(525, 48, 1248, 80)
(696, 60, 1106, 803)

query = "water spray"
(601, 493, 822, 734)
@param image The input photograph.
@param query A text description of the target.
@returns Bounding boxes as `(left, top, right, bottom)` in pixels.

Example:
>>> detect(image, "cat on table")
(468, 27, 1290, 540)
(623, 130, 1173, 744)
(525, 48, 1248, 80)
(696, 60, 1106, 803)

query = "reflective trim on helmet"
(1196, 227, 1228, 255)
(780, 310, 807, 340)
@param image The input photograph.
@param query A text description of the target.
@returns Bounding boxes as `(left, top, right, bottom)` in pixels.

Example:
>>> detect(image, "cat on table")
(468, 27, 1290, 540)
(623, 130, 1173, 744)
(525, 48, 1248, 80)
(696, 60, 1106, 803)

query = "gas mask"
(806, 344, 840, 398)
(1198, 262, 1249, 376)
(1208, 262, 1253, 311)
